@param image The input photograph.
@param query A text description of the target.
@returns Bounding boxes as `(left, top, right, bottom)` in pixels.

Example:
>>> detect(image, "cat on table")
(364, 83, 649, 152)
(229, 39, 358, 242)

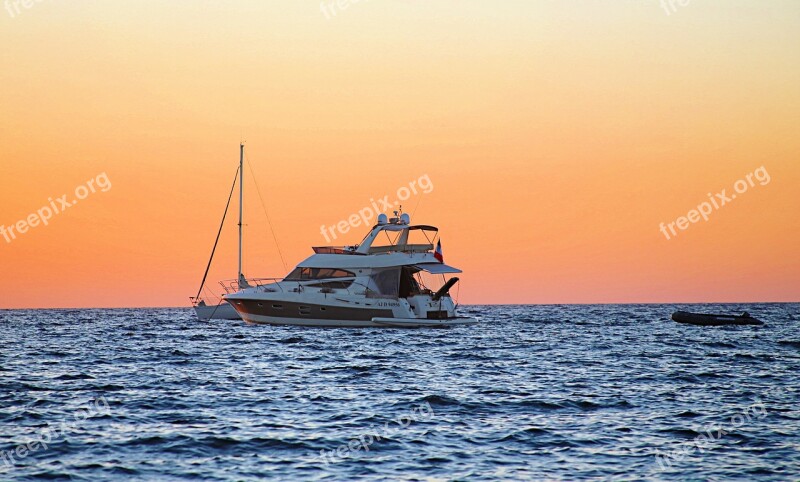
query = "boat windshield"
(364, 226, 438, 254)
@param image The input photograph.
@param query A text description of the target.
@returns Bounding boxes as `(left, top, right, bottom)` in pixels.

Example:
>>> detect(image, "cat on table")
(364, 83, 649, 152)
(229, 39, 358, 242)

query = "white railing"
(218, 277, 291, 295)
(219, 277, 384, 298)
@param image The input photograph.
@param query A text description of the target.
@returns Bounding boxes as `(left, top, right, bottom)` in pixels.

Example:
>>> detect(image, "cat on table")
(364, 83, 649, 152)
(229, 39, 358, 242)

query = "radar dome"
(377, 213, 388, 225)
(400, 213, 411, 224)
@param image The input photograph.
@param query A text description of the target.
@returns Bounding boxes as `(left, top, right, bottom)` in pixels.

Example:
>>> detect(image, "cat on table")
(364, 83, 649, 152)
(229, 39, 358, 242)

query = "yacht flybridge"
(224, 212, 477, 327)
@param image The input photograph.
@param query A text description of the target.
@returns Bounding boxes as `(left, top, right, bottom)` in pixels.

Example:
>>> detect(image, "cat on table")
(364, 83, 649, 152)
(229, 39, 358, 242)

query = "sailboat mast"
(238, 143, 244, 288)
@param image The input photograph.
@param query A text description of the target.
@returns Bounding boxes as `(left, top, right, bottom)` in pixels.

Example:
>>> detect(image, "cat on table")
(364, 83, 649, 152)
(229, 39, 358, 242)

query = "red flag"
(434, 239, 444, 262)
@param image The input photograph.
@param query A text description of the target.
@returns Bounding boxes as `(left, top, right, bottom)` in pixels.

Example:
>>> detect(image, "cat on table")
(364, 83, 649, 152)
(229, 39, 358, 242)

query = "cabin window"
(306, 280, 354, 289)
(284, 267, 355, 280)
(369, 268, 400, 297)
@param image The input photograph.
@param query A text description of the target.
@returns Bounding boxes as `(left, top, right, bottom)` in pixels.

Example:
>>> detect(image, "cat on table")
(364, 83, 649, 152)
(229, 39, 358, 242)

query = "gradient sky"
(1, 1, 798, 308)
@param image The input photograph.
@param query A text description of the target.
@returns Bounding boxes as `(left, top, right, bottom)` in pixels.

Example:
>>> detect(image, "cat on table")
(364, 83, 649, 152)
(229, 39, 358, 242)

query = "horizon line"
(2, 301, 798, 311)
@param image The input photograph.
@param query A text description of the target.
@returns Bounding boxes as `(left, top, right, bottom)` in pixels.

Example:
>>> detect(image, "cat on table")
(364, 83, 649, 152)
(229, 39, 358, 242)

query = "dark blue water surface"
(1, 304, 798, 481)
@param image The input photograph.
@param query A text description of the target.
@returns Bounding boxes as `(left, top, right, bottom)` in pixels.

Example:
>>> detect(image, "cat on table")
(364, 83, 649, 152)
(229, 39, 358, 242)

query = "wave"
(415, 394, 462, 407)
(53, 373, 95, 380)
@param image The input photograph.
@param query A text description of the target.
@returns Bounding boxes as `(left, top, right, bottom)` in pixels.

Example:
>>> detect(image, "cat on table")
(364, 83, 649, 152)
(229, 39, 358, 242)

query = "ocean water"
(0, 304, 798, 481)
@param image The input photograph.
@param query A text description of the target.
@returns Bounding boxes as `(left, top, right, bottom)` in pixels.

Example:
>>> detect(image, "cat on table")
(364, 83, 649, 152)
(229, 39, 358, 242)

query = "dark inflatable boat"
(671, 311, 763, 326)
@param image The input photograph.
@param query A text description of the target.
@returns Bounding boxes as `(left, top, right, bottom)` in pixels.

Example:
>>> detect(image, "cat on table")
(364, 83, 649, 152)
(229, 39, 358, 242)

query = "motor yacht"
(223, 212, 477, 328)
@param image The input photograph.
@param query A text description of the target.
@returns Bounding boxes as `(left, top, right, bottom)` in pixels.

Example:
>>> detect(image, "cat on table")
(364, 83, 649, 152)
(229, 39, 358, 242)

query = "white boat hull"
(193, 301, 241, 321)
(226, 294, 475, 328)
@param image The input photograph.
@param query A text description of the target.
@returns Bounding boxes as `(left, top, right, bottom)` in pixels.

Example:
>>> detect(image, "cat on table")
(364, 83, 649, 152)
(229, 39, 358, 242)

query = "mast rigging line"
(194, 165, 240, 301)
(244, 152, 289, 273)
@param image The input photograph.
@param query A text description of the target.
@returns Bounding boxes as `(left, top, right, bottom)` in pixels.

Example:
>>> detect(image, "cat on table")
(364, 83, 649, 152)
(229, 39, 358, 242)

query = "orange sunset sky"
(1, 1, 798, 308)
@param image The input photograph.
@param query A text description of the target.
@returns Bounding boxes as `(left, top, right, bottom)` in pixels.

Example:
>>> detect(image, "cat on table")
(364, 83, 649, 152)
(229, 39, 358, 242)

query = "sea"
(0, 304, 798, 481)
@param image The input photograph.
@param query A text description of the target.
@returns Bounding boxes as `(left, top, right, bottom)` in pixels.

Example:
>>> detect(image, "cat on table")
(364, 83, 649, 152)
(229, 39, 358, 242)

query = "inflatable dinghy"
(671, 311, 763, 326)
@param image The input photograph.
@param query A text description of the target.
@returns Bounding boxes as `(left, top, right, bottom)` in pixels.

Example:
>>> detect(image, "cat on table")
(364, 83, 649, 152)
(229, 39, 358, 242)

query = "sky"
(0, 1, 798, 308)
